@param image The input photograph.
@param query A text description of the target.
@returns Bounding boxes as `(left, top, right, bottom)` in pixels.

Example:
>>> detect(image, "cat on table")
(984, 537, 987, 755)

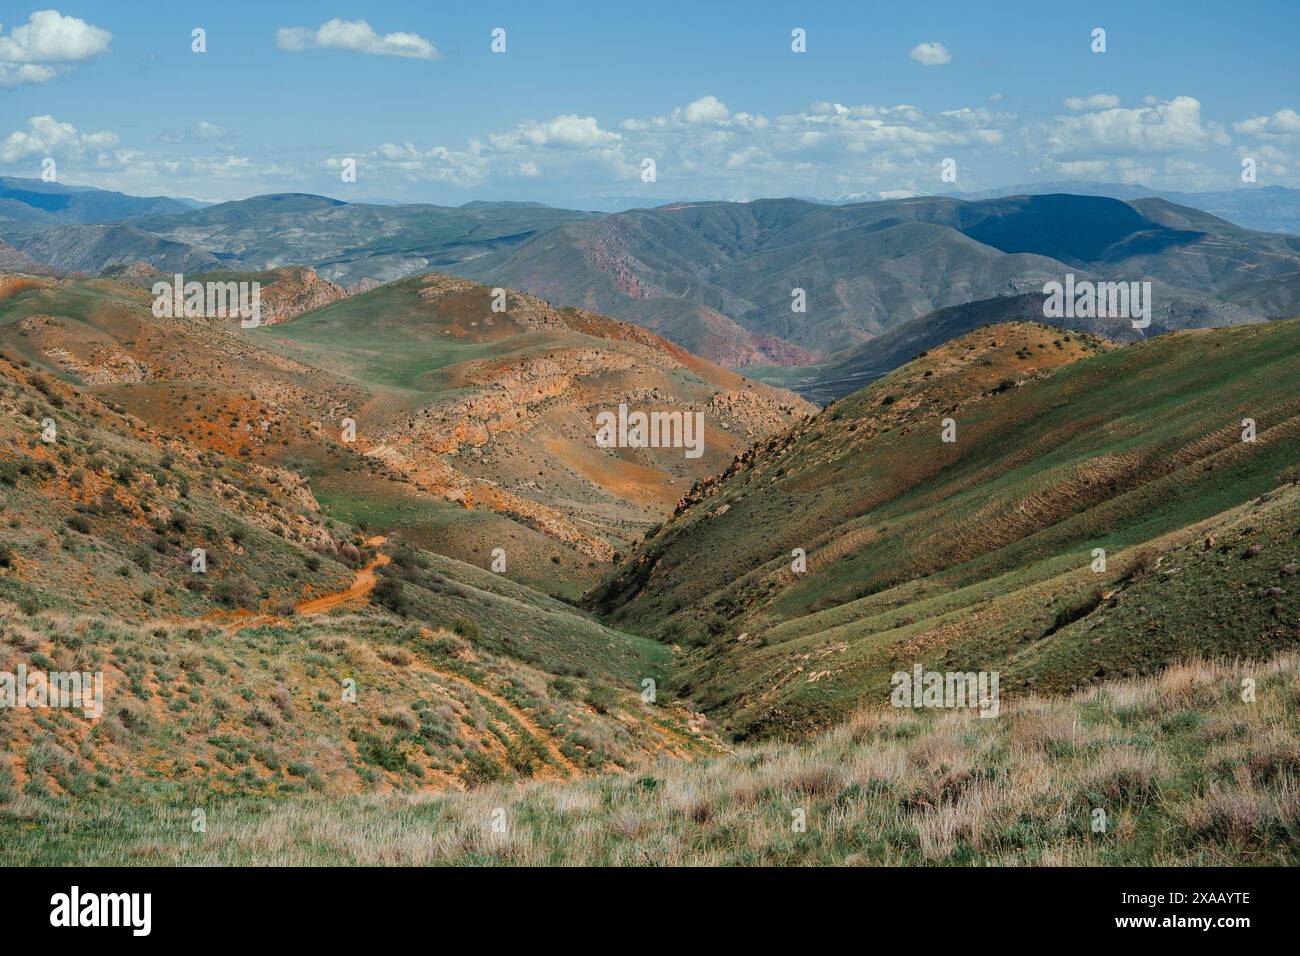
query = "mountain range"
(3, 179, 1297, 402)
(455, 193, 1294, 376)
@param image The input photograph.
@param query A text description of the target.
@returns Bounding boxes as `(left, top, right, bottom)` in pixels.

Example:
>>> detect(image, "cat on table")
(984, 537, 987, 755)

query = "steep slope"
(0, 269, 811, 598)
(194, 266, 351, 325)
(785, 272, 1261, 404)
(256, 273, 813, 577)
(0, 241, 46, 275)
(0, 328, 716, 802)
(9, 651, 1296, 865)
(590, 318, 1300, 738)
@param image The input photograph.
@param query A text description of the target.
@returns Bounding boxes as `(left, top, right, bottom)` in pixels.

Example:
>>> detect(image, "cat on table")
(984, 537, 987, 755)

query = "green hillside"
(590, 318, 1300, 738)
(0, 345, 704, 804)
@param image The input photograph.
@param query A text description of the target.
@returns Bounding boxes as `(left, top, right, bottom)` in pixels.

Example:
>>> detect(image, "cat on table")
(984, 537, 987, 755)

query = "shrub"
(506, 737, 544, 776)
(460, 748, 504, 785)
(379, 709, 419, 733)
(451, 617, 481, 641)
(372, 575, 409, 615)
(378, 646, 411, 666)
(585, 681, 619, 714)
(548, 676, 577, 700)
(211, 574, 259, 610)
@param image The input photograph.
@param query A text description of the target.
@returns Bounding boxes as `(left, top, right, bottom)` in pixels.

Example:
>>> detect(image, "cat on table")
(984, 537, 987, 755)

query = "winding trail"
(210, 536, 390, 629)
(211, 535, 582, 776)
(295, 536, 390, 616)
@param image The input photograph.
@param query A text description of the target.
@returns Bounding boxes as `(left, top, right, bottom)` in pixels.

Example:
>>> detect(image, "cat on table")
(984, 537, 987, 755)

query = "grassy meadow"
(4, 654, 1296, 865)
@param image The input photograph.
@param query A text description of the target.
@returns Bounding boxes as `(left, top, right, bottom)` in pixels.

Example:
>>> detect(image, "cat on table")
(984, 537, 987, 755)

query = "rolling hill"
(588, 317, 1300, 739)
(0, 299, 717, 806)
(3, 223, 229, 275)
(0, 269, 809, 599)
(10, 652, 1296, 865)
(952, 181, 1300, 236)
(3, 262, 1297, 868)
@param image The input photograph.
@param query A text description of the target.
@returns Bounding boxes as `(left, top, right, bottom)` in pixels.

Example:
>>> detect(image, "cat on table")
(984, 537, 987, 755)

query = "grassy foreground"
(4, 654, 1296, 866)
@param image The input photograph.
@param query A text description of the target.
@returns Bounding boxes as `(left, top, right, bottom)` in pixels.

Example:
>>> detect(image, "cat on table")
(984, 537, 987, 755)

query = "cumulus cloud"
(0, 10, 110, 62)
(0, 62, 55, 87)
(1046, 96, 1228, 156)
(1064, 93, 1119, 110)
(910, 42, 951, 66)
(1235, 142, 1289, 178)
(682, 95, 730, 124)
(0, 10, 111, 87)
(493, 114, 622, 150)
(1233, 108, 1300, 140)
(276, 18, 439, 59)
(1, 114, 118, 161)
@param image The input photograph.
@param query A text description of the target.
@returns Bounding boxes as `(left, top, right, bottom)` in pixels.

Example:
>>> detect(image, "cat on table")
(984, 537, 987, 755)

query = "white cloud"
(497, 115, 622, 150)
(682, 95, 730, 124)
(1236, 143, 1289, 178)
(0, 10, 110, 63)
(0, 10, 110, 88)
(1234, 108, 1300, 140)
(276, 18, 438, 59)
(1064, 93, 1119, 111)
(0, 62, 55, 87)
(1046, 96, 1227, 156)
(909, 42, 951, 66)
(349, 140, 490, 188)
(1, 114, 118, 161)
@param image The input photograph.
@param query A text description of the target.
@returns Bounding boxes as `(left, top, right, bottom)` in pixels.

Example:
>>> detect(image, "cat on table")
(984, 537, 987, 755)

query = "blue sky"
(1, 1, 1297, 205)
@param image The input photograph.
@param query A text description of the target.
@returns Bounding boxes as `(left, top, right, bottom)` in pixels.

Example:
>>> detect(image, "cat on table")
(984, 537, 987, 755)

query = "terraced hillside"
(590, 318, 1300, 739)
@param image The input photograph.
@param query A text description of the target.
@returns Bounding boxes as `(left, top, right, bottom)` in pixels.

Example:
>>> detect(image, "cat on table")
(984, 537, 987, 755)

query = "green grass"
(5, 654, 1294, 866)
(253, 279, 500, 390)
(591, 318, 1300, 737)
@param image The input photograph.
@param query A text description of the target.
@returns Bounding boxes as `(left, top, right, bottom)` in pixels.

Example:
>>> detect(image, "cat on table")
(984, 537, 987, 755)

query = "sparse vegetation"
(4, 655, 1295, 865)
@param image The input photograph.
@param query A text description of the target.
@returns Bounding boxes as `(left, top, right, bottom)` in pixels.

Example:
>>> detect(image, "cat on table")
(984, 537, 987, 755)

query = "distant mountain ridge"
(947, 181, 1300, 235)
(453, 193, 1289, 376)
(0, 176, 202, 224)
(3, 181, 1299, 396)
